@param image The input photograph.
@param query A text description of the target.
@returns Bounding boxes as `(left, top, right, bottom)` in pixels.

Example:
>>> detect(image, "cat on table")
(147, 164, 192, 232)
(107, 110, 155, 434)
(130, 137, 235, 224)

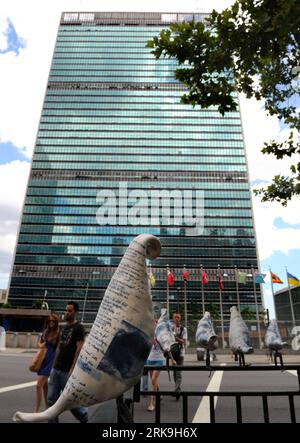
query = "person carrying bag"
(171, 313, 188, 400)
(29, 346, 48, 372)
(30, 314, 60, 412)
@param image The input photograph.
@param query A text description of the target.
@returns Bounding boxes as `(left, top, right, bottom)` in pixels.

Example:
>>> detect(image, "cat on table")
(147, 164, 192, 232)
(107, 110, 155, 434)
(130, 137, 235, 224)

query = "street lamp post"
(79, 271, 100, 323)
(81, 283, 89, 323)
(177, 288, 181, 312)
(250, 268, 263, 349)
(42, 290, 49, 310)
(183, 265, 188, 328)
(70, 271, 100, 323)
(218, 265, 225, 349)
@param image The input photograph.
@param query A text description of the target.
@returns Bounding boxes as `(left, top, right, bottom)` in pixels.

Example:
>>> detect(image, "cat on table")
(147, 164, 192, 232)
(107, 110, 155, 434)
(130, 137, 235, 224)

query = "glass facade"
(8, 12, 262, 321)
(274, 287, 300, 325)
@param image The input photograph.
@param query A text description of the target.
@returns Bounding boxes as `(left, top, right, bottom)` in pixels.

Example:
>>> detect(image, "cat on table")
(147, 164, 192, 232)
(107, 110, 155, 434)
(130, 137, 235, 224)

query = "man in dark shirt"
(171, 313, 187, 400)
(47, 301, 88, 423)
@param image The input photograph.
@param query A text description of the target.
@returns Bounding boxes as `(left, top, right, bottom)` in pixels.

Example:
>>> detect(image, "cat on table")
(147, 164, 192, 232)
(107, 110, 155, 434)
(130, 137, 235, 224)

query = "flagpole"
(200, 264, 205, 315)
(252, 267, 262, 349)
(167, 264, 170, 318)
(218, 264, 225, 349)
(235, 265, 241, 311)
(149, 264, 152, 299)
(42, 290, 48, 310)
(269, 267, 277, 320)
(286, 267, 296, 328)
(183, 264, 187, 327)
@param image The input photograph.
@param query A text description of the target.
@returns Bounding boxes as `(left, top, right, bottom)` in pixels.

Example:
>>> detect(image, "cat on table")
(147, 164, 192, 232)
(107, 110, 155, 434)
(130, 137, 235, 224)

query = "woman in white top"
(147, 339, 176, 411)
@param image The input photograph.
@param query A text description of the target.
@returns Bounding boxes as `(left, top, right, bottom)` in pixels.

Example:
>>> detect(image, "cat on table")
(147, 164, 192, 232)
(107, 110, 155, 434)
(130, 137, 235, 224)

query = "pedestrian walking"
(47, 301, 88, 423)
(171, 313, 187, 400)
(146, 338, 176, 412)
(34, 314, 59, 412)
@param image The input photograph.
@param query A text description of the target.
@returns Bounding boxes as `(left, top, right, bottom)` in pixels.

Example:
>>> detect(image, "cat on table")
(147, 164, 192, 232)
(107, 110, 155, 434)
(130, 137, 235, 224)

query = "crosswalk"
(0, 381, 36, 394)
(0, 367, 298, 424)
(192, 363, 226, 423)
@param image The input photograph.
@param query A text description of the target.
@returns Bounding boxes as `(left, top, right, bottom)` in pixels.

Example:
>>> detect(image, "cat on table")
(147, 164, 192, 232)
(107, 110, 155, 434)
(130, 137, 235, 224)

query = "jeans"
(48, 368, 88, 423)
(141, 373, 149, 391)
(173, 356, 184, 391)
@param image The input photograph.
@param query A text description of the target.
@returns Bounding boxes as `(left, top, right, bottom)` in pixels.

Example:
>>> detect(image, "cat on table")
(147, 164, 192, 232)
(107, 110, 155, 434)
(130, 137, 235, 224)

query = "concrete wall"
(6, 332, 42, 348)
(0, 290, 7, 304)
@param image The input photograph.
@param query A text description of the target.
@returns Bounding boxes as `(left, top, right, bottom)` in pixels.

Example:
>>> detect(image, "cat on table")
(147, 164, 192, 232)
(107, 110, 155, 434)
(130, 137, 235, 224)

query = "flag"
(255, 272, 266, 284)
(167, 270, 174, 286)
(287, 271, 300, 287)
(237, 271, 247, 284)
(271, 271, 283, 284)
(149, 272, 155, 287)
(201, 271, 209, 285)
(183, 270, 189, 282)
(218, 271, 224, 291)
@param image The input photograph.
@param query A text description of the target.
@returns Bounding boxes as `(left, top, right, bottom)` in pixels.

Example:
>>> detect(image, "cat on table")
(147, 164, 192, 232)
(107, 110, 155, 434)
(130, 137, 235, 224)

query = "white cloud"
(262, 287, 276, 318)
(252, 193, 300, 260)
(240, 94, 300, 260)
(0, 6, 58, 157)
(0, 160, 30, 208)
(0, 17, 8, 50)
(240, 95, 297, 183)
(0, 234, 16, 254)
(0, 161, 30, 283)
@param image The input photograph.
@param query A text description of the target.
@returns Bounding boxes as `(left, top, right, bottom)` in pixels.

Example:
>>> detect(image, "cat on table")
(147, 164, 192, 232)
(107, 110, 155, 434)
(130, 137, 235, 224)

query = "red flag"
(183, 270, 189, 282)
(167, 270, 174, 286)
(201, 271, 208, 285)
(218, 272, 224, 291)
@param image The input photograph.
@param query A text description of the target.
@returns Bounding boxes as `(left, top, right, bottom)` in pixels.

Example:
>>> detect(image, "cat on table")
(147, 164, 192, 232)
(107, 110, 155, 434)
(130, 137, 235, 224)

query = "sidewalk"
(184, 351, 300, 364)
(0, 347, 37, 354)
(2, 347, 300, 364)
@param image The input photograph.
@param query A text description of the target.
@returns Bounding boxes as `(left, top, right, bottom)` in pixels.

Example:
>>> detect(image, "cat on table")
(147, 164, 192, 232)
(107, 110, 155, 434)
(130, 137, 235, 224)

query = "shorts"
(147, 360, 164, 366)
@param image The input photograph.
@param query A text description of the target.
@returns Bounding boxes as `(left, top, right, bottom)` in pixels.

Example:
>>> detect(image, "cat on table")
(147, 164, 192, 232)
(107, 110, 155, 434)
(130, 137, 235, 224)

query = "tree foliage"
(31, 300, 44, 309)
(207, 303, 220, 320)
(0, 302, 12, 309)
(241, 306, 256, 320)
(147, 0, 300, 205)
(259, 308, 269, 322)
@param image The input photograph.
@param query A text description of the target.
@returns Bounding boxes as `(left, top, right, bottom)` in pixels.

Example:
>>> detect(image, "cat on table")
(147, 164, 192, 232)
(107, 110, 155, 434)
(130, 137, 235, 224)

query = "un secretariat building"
(8, 12, 262, 322)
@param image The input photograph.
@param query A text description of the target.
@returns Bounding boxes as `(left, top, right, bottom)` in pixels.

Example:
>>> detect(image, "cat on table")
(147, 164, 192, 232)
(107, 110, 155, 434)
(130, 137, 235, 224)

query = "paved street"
(1, 351, 300, 423)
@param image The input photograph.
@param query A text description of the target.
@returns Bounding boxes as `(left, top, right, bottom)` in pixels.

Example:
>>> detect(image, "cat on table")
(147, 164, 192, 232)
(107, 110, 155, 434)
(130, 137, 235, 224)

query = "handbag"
(170, 342, 182, 361)
(29, 346, 47, 372)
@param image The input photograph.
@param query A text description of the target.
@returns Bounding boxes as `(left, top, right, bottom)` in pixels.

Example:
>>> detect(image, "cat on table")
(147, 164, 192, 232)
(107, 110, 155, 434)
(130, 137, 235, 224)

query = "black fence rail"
(130, 365, 300, 424)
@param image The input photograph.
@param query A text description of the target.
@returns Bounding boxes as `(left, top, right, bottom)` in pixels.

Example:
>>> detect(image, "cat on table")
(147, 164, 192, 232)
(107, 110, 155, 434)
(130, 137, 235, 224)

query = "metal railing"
(131, 364, 300, 424)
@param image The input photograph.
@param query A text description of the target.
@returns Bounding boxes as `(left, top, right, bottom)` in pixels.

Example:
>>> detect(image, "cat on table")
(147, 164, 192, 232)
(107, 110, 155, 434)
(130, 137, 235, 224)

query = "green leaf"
(147, 0, 300, 204)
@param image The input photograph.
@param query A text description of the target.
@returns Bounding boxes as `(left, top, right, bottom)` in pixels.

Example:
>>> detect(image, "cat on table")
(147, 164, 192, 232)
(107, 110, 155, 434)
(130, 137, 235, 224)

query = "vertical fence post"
(236, 395, 242, 423)
(288, 394, 296, 423)
(182, 393, 188, 423)
(209, 395, 215, 423)
(155, 393, 161, 424)
(262, 395, 269, 423)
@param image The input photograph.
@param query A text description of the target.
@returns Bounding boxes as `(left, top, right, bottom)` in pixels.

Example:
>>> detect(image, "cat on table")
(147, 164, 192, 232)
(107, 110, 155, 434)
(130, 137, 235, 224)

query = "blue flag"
(255, 272, 266, 284)
(287, 271, 300, 287)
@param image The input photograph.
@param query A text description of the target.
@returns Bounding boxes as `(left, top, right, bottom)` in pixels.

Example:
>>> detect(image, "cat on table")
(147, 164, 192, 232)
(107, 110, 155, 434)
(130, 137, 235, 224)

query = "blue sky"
(0, 141, 29, 164)
(0, 18, 26, 55)
(0, 0, 299, 320)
